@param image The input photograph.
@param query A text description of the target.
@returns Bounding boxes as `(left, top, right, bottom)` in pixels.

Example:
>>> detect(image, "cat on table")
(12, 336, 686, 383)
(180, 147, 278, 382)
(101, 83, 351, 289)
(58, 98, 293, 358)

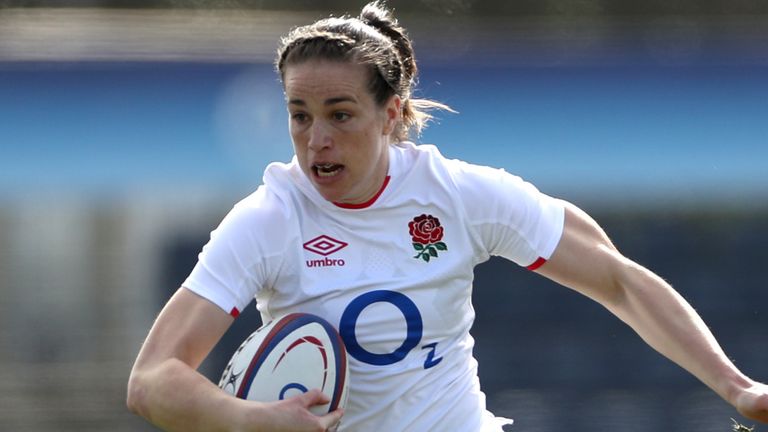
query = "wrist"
(722, 370, 754, 406)
(230, 398, 272, 432)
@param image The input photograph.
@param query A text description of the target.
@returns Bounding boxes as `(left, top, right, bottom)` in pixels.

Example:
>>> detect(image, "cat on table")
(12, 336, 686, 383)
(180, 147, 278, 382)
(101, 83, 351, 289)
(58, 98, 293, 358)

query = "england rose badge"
(408, 214, 447, 262)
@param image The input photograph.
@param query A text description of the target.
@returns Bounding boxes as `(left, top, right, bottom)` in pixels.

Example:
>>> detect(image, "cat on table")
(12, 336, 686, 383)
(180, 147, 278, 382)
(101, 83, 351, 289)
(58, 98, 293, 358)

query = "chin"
(314, 184, 346, 203)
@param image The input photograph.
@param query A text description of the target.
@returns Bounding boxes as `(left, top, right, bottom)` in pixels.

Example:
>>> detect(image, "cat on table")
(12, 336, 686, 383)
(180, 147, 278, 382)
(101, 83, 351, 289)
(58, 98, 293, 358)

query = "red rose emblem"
(409, 214, 444, 244)
(408, 214, 447, 262)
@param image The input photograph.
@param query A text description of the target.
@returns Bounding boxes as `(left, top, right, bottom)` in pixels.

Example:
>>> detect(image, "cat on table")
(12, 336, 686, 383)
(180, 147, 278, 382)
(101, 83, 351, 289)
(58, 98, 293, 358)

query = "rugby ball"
(218, 313, 348, 415)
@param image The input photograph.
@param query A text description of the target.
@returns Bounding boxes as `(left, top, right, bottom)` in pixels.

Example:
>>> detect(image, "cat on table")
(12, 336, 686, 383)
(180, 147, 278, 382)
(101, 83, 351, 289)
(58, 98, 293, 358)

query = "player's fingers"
(298, 388, 330, 407)
(318, 407, 344, 431)
(741, 401, 768, 423)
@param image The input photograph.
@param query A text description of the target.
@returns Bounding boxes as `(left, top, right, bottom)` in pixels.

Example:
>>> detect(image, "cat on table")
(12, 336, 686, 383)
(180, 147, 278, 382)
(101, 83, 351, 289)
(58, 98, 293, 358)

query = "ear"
(382, 95, 402, 137)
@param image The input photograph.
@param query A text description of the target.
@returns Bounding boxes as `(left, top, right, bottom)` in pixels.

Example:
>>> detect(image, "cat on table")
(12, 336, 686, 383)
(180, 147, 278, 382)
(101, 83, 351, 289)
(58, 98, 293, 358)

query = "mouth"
(313, 163, 344, 178)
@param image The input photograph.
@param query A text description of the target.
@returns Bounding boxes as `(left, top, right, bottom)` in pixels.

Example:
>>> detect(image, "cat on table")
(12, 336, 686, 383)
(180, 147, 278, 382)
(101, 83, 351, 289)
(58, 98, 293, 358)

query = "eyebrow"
(288, 96, 357, 106)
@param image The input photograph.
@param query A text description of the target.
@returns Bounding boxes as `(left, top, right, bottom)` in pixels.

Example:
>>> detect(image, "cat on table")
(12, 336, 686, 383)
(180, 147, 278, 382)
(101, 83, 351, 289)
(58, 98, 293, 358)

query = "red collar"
(333, 175, 391, 209)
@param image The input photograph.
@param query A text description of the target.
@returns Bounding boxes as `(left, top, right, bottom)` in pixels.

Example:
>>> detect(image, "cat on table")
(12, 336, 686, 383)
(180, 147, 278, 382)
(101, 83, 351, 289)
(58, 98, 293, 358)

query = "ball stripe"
(235, 313, 348, 412)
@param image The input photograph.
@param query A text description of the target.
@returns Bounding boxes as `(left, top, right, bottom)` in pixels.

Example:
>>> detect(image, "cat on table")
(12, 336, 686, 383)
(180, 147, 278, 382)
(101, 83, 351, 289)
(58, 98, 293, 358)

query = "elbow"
(126, 370, 148, 417)
(589, 251, 638, 312)
(601, 258, 657, 318)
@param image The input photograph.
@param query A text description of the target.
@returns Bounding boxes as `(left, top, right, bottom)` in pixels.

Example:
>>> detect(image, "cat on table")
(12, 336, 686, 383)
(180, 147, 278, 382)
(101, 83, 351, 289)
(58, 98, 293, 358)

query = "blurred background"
(1, 1, 767, 431)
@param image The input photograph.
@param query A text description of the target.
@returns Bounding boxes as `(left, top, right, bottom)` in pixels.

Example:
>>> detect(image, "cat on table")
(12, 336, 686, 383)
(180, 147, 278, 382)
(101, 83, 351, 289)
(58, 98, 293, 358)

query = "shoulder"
(391, 141, 541, 207)
(393, 141, 466, 183)
(415, 142, 561, 221)
(397, 141, 456, 165)
(397, 142, 504, 177)
(212, 162, 301, 242)
(406, 142, 531, 195)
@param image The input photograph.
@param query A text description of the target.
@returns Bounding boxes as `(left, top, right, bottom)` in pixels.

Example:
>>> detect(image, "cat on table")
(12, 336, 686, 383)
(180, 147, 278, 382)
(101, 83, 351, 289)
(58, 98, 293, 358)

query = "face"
(283, 60, 400, 205)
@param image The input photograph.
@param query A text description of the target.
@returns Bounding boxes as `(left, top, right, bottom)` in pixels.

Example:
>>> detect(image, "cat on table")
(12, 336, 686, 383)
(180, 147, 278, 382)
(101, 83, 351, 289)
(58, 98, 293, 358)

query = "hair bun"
(359, 1, 391, 32)
(359, 1, 416, 81)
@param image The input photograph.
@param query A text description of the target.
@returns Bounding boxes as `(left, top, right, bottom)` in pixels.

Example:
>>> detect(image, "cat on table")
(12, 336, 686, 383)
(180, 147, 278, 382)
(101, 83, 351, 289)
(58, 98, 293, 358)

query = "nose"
(307, 120, 332, 151)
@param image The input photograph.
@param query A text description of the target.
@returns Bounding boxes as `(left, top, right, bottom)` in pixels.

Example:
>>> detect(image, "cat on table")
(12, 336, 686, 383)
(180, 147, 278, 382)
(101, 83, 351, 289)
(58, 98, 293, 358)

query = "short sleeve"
(452, 161, 565, 269)
(182, 186, 290, 316)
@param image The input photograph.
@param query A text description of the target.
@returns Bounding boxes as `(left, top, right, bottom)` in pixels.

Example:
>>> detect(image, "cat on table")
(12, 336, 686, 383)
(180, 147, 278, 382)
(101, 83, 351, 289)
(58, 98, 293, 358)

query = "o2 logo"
(338, 290, 443, 369)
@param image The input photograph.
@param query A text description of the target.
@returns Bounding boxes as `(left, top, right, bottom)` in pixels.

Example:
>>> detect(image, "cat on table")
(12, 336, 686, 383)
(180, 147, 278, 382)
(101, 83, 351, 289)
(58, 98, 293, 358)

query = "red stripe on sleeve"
(229, 307, 240, 318)
(526, 257, 547, 271)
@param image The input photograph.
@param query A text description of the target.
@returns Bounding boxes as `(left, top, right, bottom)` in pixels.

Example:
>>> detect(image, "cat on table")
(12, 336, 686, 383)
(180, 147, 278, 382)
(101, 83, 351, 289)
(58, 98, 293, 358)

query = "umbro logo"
(303, 235, 348, 267)
(303, 235, 348, 256)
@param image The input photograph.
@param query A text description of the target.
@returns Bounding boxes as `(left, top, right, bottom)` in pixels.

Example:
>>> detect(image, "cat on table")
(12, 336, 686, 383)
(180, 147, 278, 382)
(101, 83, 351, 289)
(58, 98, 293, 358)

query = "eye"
(291, 112, 309, 123)
(332, 111, 351, 122)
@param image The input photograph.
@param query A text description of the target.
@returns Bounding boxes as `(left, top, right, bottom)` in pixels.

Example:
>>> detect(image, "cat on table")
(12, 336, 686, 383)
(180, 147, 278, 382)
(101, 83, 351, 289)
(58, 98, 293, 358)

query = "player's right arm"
(127, 287, 343, 432)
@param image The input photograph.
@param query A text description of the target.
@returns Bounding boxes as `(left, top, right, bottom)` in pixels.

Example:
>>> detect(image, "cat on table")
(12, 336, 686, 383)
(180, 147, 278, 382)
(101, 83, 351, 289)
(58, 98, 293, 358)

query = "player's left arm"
(534, 200, 768, 423)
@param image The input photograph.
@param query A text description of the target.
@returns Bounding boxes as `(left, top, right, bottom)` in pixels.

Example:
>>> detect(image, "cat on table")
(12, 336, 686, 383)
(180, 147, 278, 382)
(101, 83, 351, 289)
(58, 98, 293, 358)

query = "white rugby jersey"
(183, 142, 565, 431)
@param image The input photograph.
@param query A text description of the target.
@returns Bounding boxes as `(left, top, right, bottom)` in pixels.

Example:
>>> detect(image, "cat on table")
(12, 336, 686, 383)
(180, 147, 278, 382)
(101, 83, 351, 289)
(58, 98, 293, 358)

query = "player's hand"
(734, 382, 768, 424)
(254, 389, 344, 432)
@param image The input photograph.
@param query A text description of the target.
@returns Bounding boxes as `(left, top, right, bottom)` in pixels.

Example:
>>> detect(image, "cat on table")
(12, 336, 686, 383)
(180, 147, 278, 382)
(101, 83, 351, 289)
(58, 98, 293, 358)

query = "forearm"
(126, 288, 259, 430)
(128, 357, 258, 431)
(540, 202, 767, 422)
(607, 261, 753, 404)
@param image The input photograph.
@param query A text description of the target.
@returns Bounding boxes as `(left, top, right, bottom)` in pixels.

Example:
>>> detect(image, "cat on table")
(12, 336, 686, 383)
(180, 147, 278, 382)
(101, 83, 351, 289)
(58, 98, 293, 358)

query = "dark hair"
(276, 1, 453, 142)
